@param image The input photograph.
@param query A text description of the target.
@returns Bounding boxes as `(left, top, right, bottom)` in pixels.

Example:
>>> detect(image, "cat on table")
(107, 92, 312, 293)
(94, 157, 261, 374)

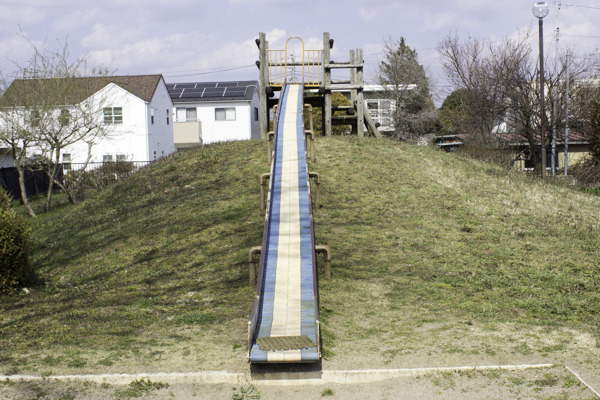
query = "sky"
(1, 0, 600, 104)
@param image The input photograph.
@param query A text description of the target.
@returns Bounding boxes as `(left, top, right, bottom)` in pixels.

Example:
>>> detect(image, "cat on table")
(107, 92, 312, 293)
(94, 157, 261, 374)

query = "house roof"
(1, 74, 164, 106)
(167, 80, 258, 103)
(495, 130, 589, 146)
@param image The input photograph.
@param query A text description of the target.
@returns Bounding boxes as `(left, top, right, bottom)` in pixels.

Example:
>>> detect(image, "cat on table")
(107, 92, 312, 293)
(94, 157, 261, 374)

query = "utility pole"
(564, 51, 570, 176)
(551, 1, 560, 176)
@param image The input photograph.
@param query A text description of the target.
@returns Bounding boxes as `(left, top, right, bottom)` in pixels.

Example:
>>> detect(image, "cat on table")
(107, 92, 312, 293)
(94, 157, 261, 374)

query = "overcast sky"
(1, 0, 600, 102)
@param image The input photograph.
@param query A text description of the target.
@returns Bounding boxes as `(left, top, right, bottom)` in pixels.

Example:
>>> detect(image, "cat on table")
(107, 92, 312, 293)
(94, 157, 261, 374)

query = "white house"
(62, 75, 175, 164)
(167, 80, 260, 150)
(1, 75, 175, 167)
(337, 84, 417, 133)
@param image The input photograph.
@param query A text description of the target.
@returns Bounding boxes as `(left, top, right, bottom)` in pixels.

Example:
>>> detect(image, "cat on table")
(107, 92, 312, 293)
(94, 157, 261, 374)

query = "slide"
(248, 84, 320, 363)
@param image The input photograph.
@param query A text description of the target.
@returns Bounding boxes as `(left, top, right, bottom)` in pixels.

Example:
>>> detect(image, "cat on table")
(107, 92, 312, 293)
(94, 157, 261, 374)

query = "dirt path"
(1, 362, 599, 399)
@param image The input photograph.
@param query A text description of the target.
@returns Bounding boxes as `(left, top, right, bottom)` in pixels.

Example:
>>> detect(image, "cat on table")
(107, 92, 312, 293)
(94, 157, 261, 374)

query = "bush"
(455, 138, 514, 170)
(0, 188, 32, 294)
(570, 158, 600, 188)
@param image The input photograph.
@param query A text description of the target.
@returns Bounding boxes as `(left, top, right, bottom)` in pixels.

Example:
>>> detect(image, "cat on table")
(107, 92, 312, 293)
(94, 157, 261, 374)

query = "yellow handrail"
(267, 37, 322, 88)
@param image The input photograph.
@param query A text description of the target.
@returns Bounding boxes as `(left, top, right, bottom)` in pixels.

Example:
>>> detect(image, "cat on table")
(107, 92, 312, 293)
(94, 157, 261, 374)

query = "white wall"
(249, 93, 260, 140)
(64, 83, 148, 163)
(200, 102, 250, 144)
(64, 79, 174, 163)
(146, 78, 175, 161)
(174, 98, 260, 144)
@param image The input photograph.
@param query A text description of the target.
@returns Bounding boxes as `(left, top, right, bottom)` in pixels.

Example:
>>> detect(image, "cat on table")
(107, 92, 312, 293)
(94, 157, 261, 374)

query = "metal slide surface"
(248, 84, 320, 363)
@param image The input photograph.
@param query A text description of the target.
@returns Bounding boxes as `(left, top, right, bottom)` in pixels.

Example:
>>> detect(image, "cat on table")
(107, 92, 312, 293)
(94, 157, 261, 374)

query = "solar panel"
(167, 80, 259, 100)
(173, 83, 197, 89)
(180, 88, 205, 98)
(180, 92, 202, 99)
(201, 87, 226, 97)
(216, 82, 240, 87)
(168, 89, 184, 98)
(195, 83, 217, 88)
(224, 87, 247, 96)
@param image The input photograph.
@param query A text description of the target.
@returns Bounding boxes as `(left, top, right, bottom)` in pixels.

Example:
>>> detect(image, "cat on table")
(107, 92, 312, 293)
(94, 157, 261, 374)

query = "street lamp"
(533, 1, 550, 178)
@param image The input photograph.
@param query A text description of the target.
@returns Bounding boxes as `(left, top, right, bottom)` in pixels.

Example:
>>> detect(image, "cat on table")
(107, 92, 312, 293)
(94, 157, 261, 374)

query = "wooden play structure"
(256, 32, 380, 140)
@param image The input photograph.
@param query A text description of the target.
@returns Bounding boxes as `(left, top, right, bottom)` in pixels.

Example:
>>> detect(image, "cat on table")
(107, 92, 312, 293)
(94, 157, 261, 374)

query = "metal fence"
(62, 161, 153, 195)
(62, 161, 153, 174)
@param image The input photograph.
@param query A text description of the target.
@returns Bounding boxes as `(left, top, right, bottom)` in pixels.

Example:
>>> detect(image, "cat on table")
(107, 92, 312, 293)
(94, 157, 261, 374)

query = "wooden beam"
(324, 64, 364, 69)
(258, 32, 269, 140)
(356, 48, 365, 138)
(323, 32, 332, 137)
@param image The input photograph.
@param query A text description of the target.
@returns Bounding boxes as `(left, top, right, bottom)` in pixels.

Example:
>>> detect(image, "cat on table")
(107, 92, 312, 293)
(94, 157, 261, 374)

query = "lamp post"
(533, 2, 550, 178)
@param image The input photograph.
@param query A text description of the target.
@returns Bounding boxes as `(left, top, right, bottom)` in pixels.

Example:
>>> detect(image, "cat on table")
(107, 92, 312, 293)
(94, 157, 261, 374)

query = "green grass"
(1, 137, 600, 373)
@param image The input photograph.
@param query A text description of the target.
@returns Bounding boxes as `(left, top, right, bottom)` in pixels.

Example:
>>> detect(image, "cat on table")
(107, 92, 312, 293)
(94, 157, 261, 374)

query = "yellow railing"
(268, 37, 322, 88)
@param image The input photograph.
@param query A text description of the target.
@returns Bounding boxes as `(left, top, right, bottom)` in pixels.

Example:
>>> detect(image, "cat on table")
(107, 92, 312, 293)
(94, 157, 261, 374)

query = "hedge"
(0, 188, 32, 294)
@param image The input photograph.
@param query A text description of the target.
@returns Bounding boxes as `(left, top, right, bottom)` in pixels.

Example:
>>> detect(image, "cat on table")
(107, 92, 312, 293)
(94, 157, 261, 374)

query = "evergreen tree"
(378, 37, 437, 141)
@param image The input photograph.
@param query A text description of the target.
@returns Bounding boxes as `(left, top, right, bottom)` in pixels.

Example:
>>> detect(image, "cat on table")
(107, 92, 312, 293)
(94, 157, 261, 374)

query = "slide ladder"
(248, 84, 320, 363)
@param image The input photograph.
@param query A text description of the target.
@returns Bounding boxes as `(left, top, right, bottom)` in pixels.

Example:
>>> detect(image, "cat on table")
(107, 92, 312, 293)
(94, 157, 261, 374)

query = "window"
(59, 109, 70, 126)
(366, 100, 394, 129)
(151, 108, 154, 125)
(103, 107, 123, 124)
(116, 154, 127, 162)
(30, 109, 41, 127)
(254, 107, 259, 122)
(103, 154, 113, 163)
(186, 108, 197, 121)
(62, 153, 71, 171)
(215, 107, 236, 121)
(166, 109, 170, 125)
(176, 108, 197, 122)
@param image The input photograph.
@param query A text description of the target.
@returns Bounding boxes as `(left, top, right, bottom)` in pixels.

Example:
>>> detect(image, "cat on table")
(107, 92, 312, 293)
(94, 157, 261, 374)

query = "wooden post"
(350, 49, 357, 135)
(258, 32, 269, 140)
(356, 48, 365, 138)
(323, 32, 332, 137)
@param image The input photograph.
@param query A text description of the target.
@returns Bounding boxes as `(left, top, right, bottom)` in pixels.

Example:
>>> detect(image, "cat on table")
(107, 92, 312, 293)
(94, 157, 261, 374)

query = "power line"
(164, 64, 255, 78)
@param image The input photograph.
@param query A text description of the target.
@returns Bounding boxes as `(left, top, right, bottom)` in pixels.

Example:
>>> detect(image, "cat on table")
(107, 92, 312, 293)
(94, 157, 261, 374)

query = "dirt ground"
(0, 365, 598, 399)
(1, 323, 599, 399)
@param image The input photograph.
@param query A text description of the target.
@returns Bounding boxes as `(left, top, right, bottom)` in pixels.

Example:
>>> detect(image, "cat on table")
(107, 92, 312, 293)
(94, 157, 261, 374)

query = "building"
(338, 84, 417, 134)
(1, 75, 175, 166)
(496, 131, 590, 172)
(167, 81, 260, 150)
(65, 75, 175, 164)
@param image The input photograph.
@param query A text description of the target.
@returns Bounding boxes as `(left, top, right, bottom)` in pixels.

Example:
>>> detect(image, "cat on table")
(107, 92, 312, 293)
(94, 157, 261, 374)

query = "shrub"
(455, 137, 513, 170)
(0, 188, 32, 294)
(570, 158, 600, 188)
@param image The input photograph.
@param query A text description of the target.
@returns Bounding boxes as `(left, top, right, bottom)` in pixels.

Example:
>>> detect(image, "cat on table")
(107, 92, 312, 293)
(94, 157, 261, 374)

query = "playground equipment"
(248, 84, 321, 363)
(249, 33, 373, 364)
(256, 32, 380, 140)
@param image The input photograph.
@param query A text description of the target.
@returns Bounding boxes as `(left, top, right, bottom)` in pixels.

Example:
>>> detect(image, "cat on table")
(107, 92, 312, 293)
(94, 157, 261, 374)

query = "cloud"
(86, 31, 210, 71)
(423, 12, 459, 32)
(358, 6, 379, 23)
(81, 23, 142, 49)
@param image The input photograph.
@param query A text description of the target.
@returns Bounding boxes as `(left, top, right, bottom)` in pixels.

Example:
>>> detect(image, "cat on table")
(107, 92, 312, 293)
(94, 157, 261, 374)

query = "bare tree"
(377, 37, 437, 142)
(1, 38, 114, 213)
(438, 31, 600, 166)
(0, 77, 37, 216)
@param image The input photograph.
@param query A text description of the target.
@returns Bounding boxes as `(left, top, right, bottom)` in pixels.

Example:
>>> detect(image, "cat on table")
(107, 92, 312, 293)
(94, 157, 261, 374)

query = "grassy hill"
(1, 137, 599, 375)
